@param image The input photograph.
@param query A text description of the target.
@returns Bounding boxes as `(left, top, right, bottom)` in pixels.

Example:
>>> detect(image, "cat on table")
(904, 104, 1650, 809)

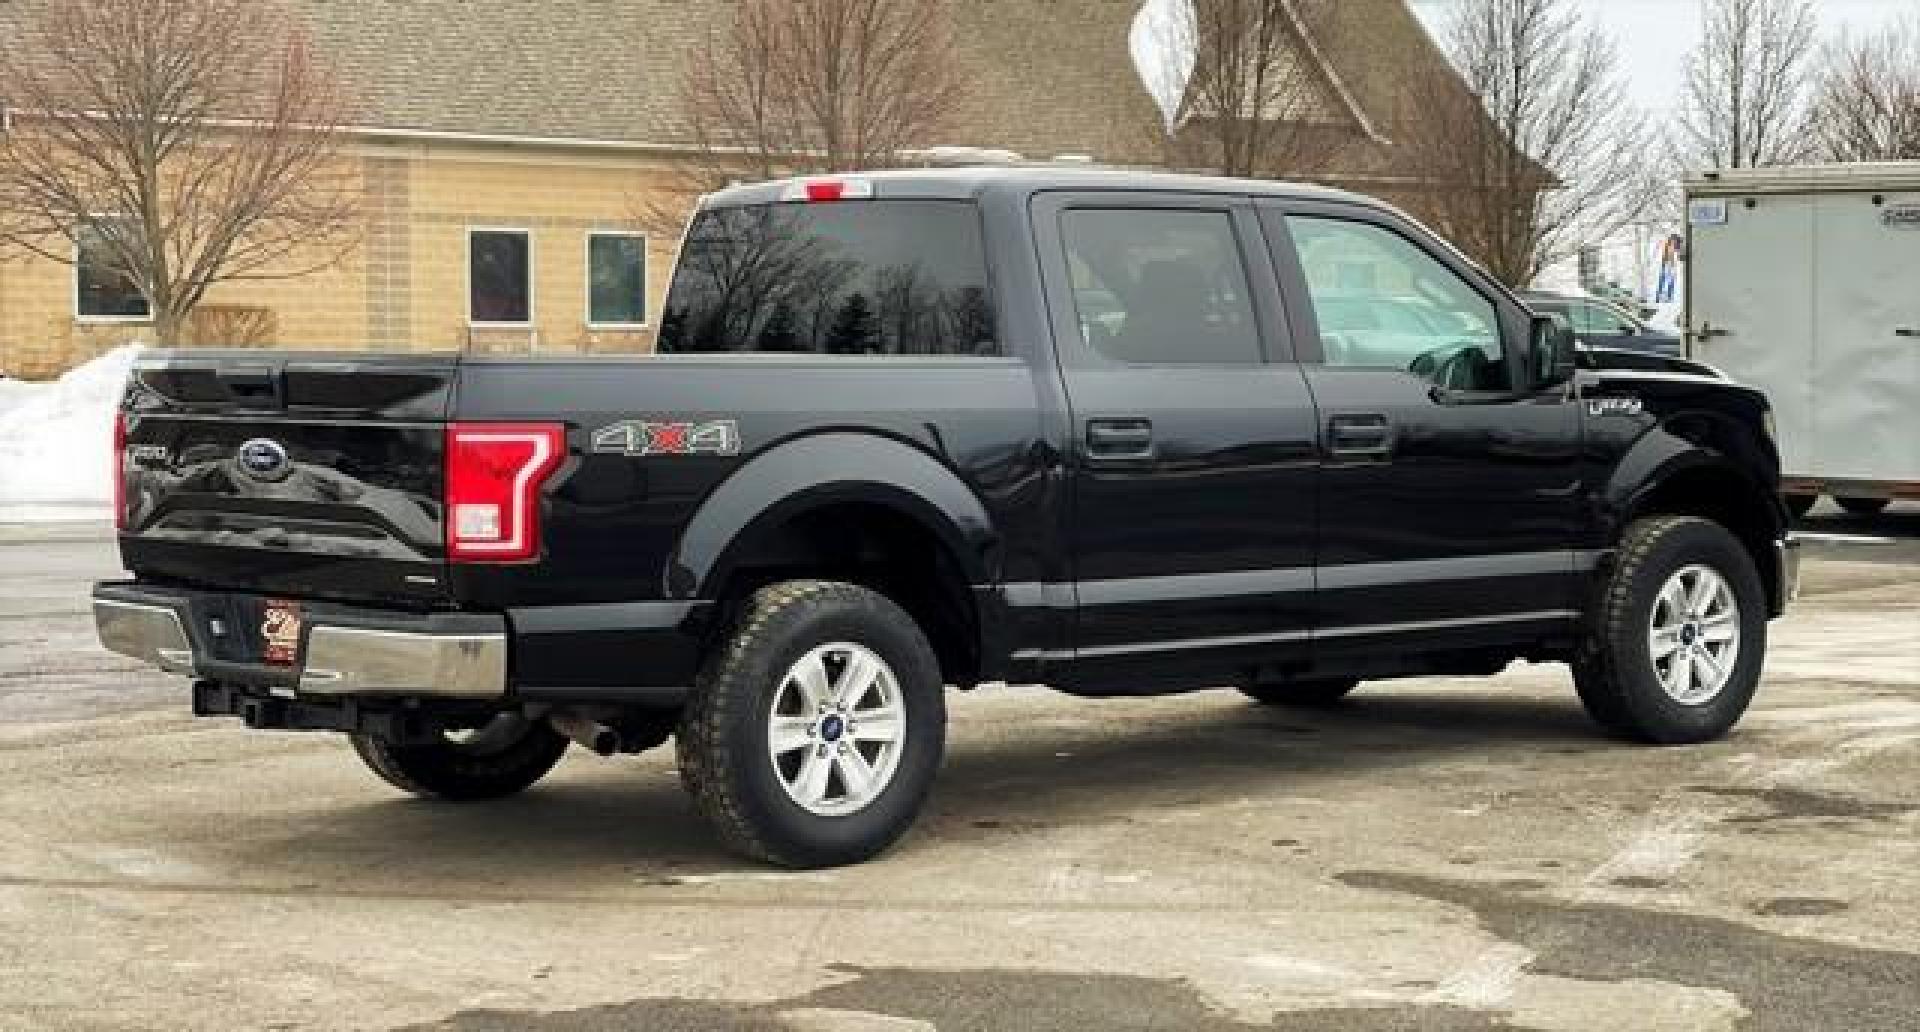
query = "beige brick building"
(0, 0, 1485, 378)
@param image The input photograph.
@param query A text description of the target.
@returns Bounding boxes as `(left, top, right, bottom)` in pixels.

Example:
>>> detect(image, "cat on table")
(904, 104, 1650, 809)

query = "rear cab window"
(658, 201, 999, 356)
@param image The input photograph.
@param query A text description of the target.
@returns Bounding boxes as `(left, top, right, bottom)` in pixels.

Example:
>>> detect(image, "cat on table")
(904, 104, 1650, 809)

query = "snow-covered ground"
(0, 345, 144, 522)
(0, 377, 46, 419)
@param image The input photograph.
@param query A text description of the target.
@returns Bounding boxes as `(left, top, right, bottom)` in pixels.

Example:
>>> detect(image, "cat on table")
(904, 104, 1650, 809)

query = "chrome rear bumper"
(92, 586, 507, 699)
(95, 599, 198, 677)
(297, 625, 505, 698)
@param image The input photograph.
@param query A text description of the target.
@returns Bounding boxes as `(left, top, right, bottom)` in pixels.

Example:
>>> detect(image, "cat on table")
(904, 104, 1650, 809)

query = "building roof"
(296, 0, 1479, 184)
(1, 0, 1488, 182)
(300, 0, 704, 147)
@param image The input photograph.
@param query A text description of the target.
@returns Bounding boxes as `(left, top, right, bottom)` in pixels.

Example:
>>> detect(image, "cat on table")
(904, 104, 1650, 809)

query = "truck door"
(1258, 201, 1586, 656)
(1033, 192, 1318, 686)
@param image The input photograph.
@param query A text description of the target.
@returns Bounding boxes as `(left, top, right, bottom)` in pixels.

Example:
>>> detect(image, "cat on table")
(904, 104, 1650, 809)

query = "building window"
(587, 232, 647, 327)
(75, 223, 151, 321)
(470, 229, 531, 324)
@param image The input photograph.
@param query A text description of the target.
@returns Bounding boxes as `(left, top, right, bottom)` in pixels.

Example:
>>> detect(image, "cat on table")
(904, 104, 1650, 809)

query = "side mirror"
(1530, 314, 1577, 389)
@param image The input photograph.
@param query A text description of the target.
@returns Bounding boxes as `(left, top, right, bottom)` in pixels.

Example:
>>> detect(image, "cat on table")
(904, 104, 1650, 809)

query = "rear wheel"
(350, 714, 569, 801)
(1572, 516, 1766, 744)
(677, 581, 946, 868)
(1836, 496, 1889, 516)
(1782, 493, 1818, 520)
(1241, 678, 1360, 707)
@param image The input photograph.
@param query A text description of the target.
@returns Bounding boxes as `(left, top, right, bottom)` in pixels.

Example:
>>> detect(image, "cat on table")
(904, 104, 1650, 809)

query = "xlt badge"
(1586, 397, 1644, 418)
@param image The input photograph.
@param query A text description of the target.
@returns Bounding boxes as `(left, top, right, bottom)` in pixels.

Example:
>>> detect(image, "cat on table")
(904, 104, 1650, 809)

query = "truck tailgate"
(119, 352, 457, 607)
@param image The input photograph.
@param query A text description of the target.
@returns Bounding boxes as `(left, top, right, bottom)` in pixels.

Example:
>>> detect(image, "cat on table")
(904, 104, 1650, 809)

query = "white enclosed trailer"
(1685, 163, 1920, 514)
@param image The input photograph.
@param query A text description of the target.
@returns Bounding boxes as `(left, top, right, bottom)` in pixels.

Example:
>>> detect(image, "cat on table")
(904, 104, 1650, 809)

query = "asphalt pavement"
(1, 517, 1916, 1031)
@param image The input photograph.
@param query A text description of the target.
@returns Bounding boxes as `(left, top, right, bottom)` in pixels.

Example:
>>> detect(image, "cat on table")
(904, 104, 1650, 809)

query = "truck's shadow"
(225, 688, 1604, 879)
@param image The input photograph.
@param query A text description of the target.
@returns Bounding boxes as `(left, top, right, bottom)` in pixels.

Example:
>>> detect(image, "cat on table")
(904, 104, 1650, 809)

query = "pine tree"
(756, 302, 804, 352)
(824, 293, 878, 354)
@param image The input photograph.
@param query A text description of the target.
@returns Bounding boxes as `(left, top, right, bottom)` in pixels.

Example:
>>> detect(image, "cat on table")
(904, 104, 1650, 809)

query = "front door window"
(1285, 217, 1509, 392)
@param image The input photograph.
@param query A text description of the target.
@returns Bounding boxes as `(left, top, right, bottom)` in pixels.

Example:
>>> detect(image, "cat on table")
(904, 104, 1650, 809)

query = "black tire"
(1572, 516, 1767, 744)
(677, 580, 946, 868)
(1782, 493, 1818, 520)
(350, 715, 569, 801)
(1835, 496, 1889, 516)
(1241, 678, 1360, 706)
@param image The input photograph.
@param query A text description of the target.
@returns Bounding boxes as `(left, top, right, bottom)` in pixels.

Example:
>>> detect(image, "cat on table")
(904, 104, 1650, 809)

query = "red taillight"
(445, 423, 566, 563)
(112, 412, 127, 531)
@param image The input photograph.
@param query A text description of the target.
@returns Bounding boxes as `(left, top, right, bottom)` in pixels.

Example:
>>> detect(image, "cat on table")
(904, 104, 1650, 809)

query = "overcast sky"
(1407, 0, 1917, 115)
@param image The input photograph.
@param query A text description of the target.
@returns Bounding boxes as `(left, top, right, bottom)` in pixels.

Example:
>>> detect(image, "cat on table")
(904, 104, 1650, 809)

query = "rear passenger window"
(1060, 209, 1262, 365)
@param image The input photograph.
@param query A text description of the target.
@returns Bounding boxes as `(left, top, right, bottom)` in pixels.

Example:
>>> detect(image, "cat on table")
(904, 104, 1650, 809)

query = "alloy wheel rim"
(1648, 564, 1740, 705)
(767, 642, 907, 816)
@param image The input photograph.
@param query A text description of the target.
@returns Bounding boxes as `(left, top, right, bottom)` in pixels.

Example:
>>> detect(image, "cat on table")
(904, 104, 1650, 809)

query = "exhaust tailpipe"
(548, 711, 621, 756)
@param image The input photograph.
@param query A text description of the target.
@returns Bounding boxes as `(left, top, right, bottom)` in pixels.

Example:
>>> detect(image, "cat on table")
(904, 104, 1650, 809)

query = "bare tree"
(1392, 0, 1655, 288)
(0, 0, 356, 346)
(678, 0, 962, 187)
(1810, 15, 1920, 162)
(1677, 0, 1819, 169)
(1142, 0, 1353, 178)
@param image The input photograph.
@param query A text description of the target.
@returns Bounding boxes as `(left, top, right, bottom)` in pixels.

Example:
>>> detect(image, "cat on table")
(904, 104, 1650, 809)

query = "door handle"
(1897, 327, 1918, 338)
(1695, 323, 1731, 340)
(1086, 418, 1154, 461)
(1327, 414, 1393, 460)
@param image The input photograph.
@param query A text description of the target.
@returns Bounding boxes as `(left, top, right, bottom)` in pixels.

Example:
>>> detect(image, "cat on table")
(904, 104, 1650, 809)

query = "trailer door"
(1809, 192, 1920, 487)
(1688, 194, 1817, 478)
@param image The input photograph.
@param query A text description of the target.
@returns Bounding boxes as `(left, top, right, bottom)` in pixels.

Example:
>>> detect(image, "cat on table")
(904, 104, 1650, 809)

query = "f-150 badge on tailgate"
(592, 419, 741, 457)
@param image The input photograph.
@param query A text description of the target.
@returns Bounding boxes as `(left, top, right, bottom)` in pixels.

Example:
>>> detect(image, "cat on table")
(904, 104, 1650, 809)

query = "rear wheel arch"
(670, 435, 1001, 686)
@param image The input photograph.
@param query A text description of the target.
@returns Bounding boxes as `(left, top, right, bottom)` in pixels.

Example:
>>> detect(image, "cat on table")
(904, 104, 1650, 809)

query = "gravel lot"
(1, 517, 1916, 1031)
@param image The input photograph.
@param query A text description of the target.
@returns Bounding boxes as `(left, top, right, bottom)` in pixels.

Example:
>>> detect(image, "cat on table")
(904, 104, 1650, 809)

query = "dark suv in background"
(1522, 290, 1681, 357)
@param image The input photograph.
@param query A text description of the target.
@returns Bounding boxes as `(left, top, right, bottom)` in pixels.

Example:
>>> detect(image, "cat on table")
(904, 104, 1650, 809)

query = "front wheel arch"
(1614, 457, 1784, 615)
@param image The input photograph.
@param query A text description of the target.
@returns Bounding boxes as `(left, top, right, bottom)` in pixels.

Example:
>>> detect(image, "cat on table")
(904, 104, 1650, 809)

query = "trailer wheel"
(677, 580, 945, 868)
(350, 715, 568, 801)
(1835, 496, 1889, 516)
(1782, 493, 1818, 520)
(1572, 516, 1766, 744)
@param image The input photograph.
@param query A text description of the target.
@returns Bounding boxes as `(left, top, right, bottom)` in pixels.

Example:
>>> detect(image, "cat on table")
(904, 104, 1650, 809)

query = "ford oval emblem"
(236, 438, 293, 482)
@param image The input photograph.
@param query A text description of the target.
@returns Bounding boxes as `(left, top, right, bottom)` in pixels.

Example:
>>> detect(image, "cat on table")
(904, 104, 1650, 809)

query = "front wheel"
(1572, 516, 1767, 744)
(677, 581, 946, 868)
(350, 714, 569, 801)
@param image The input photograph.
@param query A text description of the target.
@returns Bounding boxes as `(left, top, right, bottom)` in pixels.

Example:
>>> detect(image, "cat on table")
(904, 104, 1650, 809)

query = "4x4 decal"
(591, 419, 742, 457)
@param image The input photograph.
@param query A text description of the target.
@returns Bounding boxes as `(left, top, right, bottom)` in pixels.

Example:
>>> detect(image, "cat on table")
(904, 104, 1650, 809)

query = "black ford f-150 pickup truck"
(95, 168, 1799, 867)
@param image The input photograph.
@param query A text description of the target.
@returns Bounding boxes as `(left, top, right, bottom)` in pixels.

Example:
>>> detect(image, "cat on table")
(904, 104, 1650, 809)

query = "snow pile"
(0, 377, 45, 419)
(0, 345, 145, 516)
